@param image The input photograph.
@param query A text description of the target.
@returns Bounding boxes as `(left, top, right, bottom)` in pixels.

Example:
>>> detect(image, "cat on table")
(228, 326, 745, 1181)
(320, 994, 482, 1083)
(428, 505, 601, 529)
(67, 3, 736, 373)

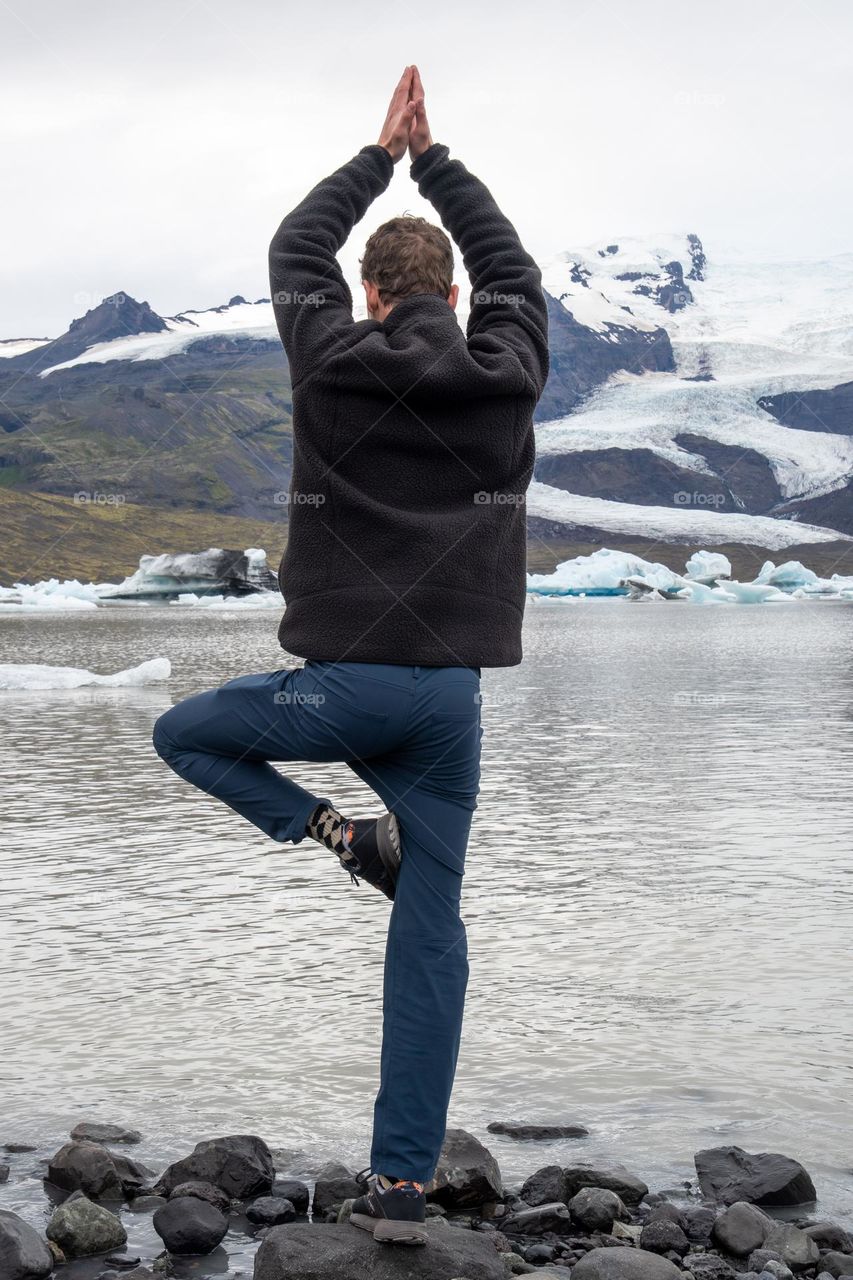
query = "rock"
(111, 1154, 152, 1196)
(0, 1209, 54, 1280)
(762, 1222, 821, 1271)
(749, 1249, 785, 1272)
(246, 1197, 296, 1226)
(311, 1162, 362, 1217)
(46, 1193, 128, 1258)
(684, 1254, 738, 1280)
(487, 1121, 589, 1141)
(563, 1165, 650, 1207)
(3, 1144, 37, 1154)
(684, 1207, 717, 1242)
(428, 1128, 503, 1211)
(153, 1134, 274, 1199)
(570, 1188, 627, 1232)
(526, 1242, 557, 1262)
(502, 1203, 573, 1235)
(70, 1122, 142, 1145)
(640, 1220, 690, 1256)
(804, 1223, 853, 1253)
(271, 1178, 310, 1215)
(120, 1270, 157, 1280)
(521, 1165, 566, 1207)
(153, 1197, 228, 1255)
(126, 1195, 167, 1213)
(613, 1222, 644, 1243)
(0, 1163, 10, 1183)
(761, 1263, 794, 1280)
(648, 1204, 688, 1229)
(820, 1254, 853, 1279)
(572, 1245, 684, 1280)
(255, 1219, 508, 1279)
(169, 1180, 231, 1212)
(47, 1140, 124, 1199)
(714, 1203, 774, 1256)
(695, 1148, 816, 1208)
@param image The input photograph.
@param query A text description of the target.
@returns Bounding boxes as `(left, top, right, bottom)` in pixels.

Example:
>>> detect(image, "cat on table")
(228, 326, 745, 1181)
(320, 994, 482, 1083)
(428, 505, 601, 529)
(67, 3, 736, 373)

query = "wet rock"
(526, 1242, 557, 1263)
(255, 1219, 508, 1278)
(118, 1270, 157, 1280)
(714, 1203, 774, 1256)
(502, 1202, 572, 1235)
(0, 1162, 9, 1183)
(804, 1223, 853, 1253)
(640, 1220, 691, 1256)
(246, 1197, 296, 1226)
(570, 1187, 627, 1232)
(695, 1148, 816, 1208)
(311, 1162, 361, 1217)
(47, 1140, 124, 1199)
(153, 1134, 274, 1199)
(153, 1197, 228, 1255)
(111, 1154, 153, 1196)
(762, 1222, 821, 1271)
(684, 1253, 738, 1280)
(169, 1180, 231, 1212)
(521, 1165, 566, 1206)
(572, 1245, 684, 1280)
(428, 1128, 503, 1211)
(563, 1164, 649, 1207)
(760, 1263, 794, 1280)
(126, 1195, 167, 1213)
(613, 1222, 644, 1244)
(684, 1206, 717, 1242)
(820, 1254, 853, 1279)
(46, 1192, 128, 1258)
(647, 1204, 688, 1229)
(3, 1144, 37, 1154)
(70, 1123, 142, 1145)
(0, 1209, 54, 1280)
(271, 1178, 310, 1215)
(749, 1248, 785, 1272)
(487, 1121, 589, 1141)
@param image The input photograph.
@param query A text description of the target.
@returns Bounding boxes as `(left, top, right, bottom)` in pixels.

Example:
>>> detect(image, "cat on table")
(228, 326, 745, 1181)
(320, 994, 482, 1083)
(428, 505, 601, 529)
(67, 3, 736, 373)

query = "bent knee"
(152, 707, 180, 760)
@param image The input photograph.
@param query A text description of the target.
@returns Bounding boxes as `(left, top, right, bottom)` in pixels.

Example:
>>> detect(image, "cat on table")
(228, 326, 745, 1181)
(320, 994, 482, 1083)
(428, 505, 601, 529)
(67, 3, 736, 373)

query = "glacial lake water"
(2, 598, 852, 1273)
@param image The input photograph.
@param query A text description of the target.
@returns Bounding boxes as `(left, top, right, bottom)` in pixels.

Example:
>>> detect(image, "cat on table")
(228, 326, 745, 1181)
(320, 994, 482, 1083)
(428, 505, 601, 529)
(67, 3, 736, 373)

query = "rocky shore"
(1, 1123, 851, 1280)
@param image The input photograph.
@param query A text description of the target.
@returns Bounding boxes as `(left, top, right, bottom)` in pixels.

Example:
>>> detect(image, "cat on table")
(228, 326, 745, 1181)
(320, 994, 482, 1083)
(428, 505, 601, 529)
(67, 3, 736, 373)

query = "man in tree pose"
(153, 65, 549, 1245)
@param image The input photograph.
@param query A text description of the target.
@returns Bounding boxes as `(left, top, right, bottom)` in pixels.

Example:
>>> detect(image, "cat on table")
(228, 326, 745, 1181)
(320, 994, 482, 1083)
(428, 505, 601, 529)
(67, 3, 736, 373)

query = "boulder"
(762, 1222, 821, 1271)
(246, 1197, 296, 1226)
(694, 1148, 816, 1208)
(683, 1206, 717, 1242)
(820, 1254, 853, 1279)
(311, 1162, 362, 1217)
(0, 1209, 54, 1280)
(69, 1122, 142, 1145)
(572, 1245, 684, 1280)
(502, 1202, 572, 1235)
(749, 1248, 785, 1272)
(647, 1204, 688, 1229)
(46, 1192, 127, 1258)
(521, 1165, 566, 1207)
(428, 1128, 503, 1211)
(714, 1202, 774, 1256)
(47, 1140, 124, 1199)
(684, 1253, 738, 1280)
(563, 1164, 649, 1206)
(127, 1195, 167, 1213)
(640, 1219, 690, 1256)
(487, 1121, 590, 1141)
(153, 1134, 274, 1199)
(804, 1223, 853, 1253)
(570, 1187, 626, 1232)
(153, 1197, 229, 1255)
(255, 1219, 508, 1279)
(111, 1153, 152, 1195)
(761, 1263, 794, 1280)
(169, 1180, 231, 1212)
(271, 1178, 310, 1215)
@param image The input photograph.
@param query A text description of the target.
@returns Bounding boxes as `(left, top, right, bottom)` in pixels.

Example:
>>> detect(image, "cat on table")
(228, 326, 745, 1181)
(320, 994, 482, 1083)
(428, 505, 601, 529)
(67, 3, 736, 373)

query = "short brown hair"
(360, 215, 453, 304)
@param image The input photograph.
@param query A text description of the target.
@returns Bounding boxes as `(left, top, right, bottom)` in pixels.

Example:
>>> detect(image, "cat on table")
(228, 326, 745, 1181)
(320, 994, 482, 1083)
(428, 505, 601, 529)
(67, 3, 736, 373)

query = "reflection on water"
(2, 601, 853, 1251)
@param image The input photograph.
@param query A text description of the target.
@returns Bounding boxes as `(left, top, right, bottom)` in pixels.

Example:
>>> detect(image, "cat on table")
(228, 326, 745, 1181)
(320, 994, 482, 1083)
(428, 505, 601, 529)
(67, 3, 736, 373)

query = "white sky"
(2, 0, 852, 338)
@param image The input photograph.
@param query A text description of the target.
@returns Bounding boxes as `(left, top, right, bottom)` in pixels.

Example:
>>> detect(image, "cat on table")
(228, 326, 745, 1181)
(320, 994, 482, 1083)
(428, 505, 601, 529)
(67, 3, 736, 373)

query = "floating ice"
(527, 548, 685, 596)
(685, 551, 732, 584)
(0, 657, 171, 690)
(0, 579, 100, 609)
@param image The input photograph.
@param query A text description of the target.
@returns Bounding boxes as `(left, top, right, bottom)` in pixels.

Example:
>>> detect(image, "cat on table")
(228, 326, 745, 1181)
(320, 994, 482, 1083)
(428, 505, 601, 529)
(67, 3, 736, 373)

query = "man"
(152, 65, 549, 1246)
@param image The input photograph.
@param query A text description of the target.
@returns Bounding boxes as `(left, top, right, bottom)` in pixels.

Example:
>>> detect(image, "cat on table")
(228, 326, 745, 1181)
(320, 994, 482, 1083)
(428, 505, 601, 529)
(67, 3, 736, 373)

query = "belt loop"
(413, 665, 420, 677)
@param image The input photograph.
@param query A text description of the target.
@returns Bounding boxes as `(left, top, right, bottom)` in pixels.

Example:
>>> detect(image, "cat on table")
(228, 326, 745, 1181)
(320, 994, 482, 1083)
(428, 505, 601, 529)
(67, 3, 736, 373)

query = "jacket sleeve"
(410, 142, 549, 399)
(268, 144, 395, 387)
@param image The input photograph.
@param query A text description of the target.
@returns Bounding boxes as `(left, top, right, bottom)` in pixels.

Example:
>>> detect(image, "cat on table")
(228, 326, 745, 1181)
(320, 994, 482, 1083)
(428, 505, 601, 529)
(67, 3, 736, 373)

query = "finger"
(411, 65, 425, 99)
(392, 65, 412, 107)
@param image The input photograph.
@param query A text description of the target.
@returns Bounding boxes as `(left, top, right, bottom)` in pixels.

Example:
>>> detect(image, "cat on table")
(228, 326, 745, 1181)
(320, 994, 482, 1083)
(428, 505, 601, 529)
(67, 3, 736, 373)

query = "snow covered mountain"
(1, 236, 851, 554)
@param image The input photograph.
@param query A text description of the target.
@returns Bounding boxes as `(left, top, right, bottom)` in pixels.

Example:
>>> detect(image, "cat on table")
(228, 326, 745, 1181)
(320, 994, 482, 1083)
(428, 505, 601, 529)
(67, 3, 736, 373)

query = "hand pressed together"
(377, 64, 434, 163)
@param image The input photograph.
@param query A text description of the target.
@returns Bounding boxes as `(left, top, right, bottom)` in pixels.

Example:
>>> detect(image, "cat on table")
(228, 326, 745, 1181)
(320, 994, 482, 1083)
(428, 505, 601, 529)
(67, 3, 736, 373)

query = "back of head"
(360, 214, 453, 305)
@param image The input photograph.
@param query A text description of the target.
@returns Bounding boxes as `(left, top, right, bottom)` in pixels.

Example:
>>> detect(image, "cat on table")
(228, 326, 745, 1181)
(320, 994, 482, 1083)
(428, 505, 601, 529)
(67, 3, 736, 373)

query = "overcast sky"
(2, 0, 852, 337)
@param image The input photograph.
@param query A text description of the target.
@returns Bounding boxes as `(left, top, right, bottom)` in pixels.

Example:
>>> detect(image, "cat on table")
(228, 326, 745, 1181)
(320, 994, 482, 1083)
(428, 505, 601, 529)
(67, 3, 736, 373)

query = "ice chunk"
(101, 548, 278, 599)
(0, 658, 171, 690)
(676, 582, 735, 605)
(527, 547, 685, 596)
(754, 559, 820, 590)
(684, 550, 732, 584)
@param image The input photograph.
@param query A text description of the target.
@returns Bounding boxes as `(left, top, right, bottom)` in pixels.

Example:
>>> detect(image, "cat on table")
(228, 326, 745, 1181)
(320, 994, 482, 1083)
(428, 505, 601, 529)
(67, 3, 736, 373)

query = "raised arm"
(268, 67, 419, 387)
(406, 69, 549, 398)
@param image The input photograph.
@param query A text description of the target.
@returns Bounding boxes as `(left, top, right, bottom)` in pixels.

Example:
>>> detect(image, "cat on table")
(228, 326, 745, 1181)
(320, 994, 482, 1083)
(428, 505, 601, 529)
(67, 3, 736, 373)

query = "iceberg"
(684, 550, 732, 584)
(0, 657, 171, 690)
(0, 579, 100, 609)
(527, 548, 685, 596)
(101, 547, 278, 600)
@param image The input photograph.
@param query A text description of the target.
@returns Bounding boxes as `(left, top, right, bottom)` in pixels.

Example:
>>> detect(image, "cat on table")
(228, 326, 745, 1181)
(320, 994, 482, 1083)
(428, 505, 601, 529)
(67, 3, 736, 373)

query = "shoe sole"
(350, 1211, 427, 1245)
(376, 813, 402, 886)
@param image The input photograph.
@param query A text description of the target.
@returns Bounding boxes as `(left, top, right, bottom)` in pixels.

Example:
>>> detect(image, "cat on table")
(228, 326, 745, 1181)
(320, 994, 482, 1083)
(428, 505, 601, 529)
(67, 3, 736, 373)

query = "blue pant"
(152, 660, 482, 1183)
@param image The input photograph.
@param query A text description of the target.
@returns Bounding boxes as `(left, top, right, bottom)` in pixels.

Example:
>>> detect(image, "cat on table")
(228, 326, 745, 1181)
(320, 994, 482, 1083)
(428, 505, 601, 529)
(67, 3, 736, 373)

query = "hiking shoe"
(350, 1169, 427, 1245)
(342, 813, 401, 901)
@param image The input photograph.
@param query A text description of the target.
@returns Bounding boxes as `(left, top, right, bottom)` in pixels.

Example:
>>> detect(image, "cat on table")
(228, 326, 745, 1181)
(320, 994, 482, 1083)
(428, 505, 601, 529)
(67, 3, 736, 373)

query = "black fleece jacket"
(268, 141, 549, 667)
